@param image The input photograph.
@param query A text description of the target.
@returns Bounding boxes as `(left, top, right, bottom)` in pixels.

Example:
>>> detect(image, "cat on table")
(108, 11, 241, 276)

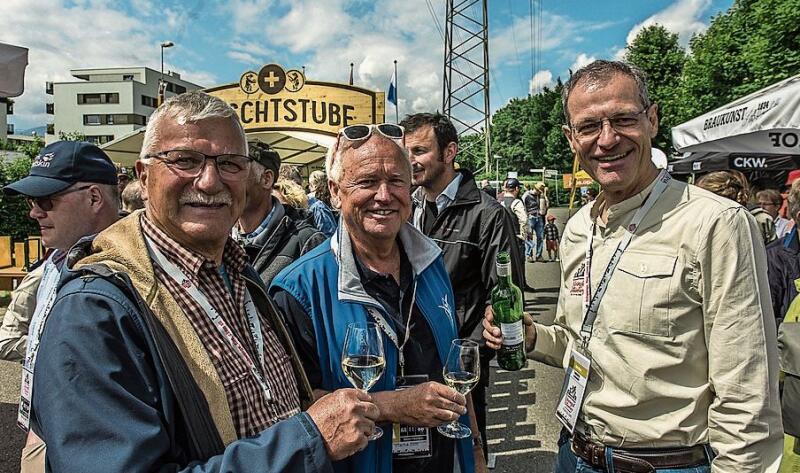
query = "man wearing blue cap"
(0, 140, 120, 469)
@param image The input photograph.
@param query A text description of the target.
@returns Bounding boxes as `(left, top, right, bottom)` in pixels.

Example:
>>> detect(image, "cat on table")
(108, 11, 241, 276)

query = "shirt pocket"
(612, 252, 677, 337)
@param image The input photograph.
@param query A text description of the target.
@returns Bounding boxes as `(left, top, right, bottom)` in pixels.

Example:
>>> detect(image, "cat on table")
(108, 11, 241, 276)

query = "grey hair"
(139, 91, 246, 160)
(788, 181, 800, 220)
(326, 135, 410, 184)
(562, 60, 651, 124)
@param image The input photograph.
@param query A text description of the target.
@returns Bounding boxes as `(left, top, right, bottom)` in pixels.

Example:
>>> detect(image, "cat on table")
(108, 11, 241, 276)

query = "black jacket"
(766, 229, 799, 326)
(239, 199, 327, 286)
(412, 169, 526, 342)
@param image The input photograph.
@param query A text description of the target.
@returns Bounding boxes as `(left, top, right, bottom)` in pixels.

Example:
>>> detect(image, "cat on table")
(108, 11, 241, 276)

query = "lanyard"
(365, 281, 418, 377)
(580, 170, 671, 348)
(24, 255, 62, 371)
(144, 236, 273, 402)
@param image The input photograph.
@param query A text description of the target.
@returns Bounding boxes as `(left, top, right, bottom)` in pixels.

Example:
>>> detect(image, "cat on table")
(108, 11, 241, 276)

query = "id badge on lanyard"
(555, 170, 671, 433)
(392, 374, 432, 459)
(18, 257, 61, 431)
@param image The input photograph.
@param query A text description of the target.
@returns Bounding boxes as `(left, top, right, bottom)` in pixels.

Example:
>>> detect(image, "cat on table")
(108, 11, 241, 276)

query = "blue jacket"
(271, 222, 474, 473)
(31, 213, 329, 473)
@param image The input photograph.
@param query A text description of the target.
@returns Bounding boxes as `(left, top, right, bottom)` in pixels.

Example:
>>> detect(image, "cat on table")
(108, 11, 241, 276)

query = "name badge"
(393, 374, 432, 459)
(555, 349, 591, 433)
(17, 367, 33, 431)
(570, 263, 586, 296)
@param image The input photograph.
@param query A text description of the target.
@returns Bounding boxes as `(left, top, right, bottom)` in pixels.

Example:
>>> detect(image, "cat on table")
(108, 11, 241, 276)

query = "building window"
(86, 135, 115, 145)
(141, 95, 158, 108)
(164, 82, 187, 94)
(6, 124, 14, 135)
(46, 124, 54, 135)
(123, 74, 134, 81)
(84, 114, 102, 125)
(77, 93, 119, 105)
(46, 103, 54, 114)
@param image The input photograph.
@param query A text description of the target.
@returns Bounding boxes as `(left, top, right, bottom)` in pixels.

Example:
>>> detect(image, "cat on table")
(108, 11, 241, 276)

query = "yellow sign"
(563, 170, 594, 188)
(205, 64, 385, 137)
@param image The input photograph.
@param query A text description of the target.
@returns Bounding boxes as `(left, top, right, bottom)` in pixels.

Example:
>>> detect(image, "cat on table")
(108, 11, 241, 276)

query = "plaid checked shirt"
(141, 215, 300, 438)
(543, 222, 560, 241)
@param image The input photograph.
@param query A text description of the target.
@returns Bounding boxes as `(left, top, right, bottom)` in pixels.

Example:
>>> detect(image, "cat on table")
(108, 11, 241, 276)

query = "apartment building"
(46, 67, 203, 145)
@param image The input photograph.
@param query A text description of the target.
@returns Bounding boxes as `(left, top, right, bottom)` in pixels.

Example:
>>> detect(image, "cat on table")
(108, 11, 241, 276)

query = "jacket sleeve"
(33, 279, 331, 473)
(765, 244, 787, 325)
(0, 264, 43, 362)
(696, 209, 783, 473)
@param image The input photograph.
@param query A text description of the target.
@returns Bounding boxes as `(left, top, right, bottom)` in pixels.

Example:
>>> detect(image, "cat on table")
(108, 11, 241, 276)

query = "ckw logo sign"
(733, 157, 768, 169)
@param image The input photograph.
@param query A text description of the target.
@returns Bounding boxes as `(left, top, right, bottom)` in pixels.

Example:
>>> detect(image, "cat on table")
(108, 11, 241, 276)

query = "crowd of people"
(0, 58, 794, 473)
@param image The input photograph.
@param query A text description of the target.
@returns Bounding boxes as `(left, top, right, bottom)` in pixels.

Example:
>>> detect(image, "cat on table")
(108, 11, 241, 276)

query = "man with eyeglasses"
(484, 60, 782, 472)
(401, 112, 524, 457)
(25, 91, 379, 472)
(271, 123, 486, 473)
(234, 139, 326, 285)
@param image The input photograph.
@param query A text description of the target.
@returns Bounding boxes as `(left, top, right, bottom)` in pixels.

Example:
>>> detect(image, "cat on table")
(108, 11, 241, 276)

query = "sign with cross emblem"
(208, 63, 386, 136)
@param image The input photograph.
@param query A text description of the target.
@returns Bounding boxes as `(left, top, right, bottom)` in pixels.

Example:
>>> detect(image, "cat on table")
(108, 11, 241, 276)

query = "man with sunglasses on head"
(271, 123, 486, 473)
(400, 112, 524, 457)
(25, 91, 378, 473)
(484, 60, 782, 472)
(234, 140, 326, 285)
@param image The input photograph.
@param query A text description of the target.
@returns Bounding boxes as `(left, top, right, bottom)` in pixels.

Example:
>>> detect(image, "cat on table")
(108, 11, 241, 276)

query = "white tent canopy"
(102, 128, 334, 170)
(0, 42, 28, 98)
(672, 74, 800, 155)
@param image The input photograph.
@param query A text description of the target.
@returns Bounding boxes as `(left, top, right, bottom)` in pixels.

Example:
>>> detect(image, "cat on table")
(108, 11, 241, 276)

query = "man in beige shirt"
(484, 60, 782, 472)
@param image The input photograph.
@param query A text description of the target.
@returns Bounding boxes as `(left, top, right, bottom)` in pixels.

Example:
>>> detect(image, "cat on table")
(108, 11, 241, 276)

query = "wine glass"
(437, 339, 480, 439)
(341, 321, 386, 440)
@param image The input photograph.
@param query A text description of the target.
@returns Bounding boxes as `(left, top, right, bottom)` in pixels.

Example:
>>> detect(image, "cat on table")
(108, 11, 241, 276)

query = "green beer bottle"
(491, 252, 525, 371)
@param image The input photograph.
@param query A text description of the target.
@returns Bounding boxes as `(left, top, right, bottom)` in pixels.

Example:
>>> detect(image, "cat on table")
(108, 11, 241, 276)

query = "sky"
(1, 0, 733, 132)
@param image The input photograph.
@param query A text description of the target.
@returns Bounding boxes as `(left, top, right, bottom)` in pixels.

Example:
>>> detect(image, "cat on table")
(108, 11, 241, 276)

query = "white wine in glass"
(438, 339, 480, 439)
(341, 322, 385, 440)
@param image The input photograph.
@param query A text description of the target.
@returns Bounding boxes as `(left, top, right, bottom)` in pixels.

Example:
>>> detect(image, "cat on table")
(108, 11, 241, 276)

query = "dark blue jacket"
(31, 217, 329, 473)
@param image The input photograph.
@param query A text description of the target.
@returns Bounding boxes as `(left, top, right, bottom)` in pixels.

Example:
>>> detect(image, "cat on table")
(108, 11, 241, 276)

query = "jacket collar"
(412, 168, 481, 209)
(330, 221, 441, 305)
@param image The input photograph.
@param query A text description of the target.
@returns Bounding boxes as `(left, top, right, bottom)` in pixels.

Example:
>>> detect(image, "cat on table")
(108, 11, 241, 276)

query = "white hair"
(139, 91, 246, 161)
(325, 135, 409, 184)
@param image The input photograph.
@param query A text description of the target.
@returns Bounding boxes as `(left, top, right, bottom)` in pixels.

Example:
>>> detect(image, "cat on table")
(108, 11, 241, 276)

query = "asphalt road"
(0, 207, 573, 473)
(484, 206, 569, 472)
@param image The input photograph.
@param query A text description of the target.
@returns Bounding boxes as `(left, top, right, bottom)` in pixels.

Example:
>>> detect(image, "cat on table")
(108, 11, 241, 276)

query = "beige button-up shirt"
(532, 175, 783, 472)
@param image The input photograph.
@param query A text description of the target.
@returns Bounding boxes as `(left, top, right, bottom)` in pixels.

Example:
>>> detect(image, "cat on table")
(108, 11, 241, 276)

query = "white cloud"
(0, 0, 216, 130)
(626, 0, 713, 46)
(529, 70, 554, 94)
(570, 53, 596, 72)
(223, 0, 446, 119)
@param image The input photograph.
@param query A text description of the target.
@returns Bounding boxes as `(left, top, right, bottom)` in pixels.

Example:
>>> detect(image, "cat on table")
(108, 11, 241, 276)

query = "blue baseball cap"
(3, 141, 118, 198)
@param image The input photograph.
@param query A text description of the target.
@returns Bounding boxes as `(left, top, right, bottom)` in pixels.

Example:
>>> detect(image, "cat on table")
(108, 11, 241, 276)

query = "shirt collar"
(141, 212, 248, 277)
(234, 197, 283, 246)
(590, 173, 661, 226)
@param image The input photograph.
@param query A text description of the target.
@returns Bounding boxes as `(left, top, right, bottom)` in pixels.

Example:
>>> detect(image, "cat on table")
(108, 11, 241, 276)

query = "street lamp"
(160, 41, 174, 99)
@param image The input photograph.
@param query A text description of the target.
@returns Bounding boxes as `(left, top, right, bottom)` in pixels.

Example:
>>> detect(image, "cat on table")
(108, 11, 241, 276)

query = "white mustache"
(179, 191, 232, 206)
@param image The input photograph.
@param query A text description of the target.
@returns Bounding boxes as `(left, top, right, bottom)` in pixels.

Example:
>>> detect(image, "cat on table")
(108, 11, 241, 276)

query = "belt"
(571, 435, 709, 473)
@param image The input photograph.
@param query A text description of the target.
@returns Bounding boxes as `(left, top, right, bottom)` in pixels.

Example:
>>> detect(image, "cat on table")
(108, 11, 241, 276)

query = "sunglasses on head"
(339, 124, 404, 142)
(25, 185, 92, 212)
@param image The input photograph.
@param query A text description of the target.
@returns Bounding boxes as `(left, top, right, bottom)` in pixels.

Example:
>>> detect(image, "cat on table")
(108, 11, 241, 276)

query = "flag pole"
(394, 60, 399, 123)
(349, 63, 354, 85)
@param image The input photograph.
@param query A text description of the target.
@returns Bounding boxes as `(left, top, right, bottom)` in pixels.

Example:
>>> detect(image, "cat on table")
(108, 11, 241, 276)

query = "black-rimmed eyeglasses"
(146, 149, 253, 181)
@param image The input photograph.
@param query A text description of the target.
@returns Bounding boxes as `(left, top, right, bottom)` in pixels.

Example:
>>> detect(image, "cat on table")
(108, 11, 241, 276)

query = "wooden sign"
(205, 64, 385, 136)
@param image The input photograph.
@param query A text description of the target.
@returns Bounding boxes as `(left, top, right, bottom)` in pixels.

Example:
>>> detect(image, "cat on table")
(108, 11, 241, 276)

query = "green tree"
(455, 133, 487, 173)
(58, 130, 87, 141)
(0, 156, 40, 240)
(624, 24, 687, 153)
(742, 0, 800, 91)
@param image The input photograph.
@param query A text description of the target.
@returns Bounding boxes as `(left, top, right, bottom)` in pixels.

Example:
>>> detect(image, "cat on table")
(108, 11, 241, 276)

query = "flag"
(388, 70, 397, 107)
